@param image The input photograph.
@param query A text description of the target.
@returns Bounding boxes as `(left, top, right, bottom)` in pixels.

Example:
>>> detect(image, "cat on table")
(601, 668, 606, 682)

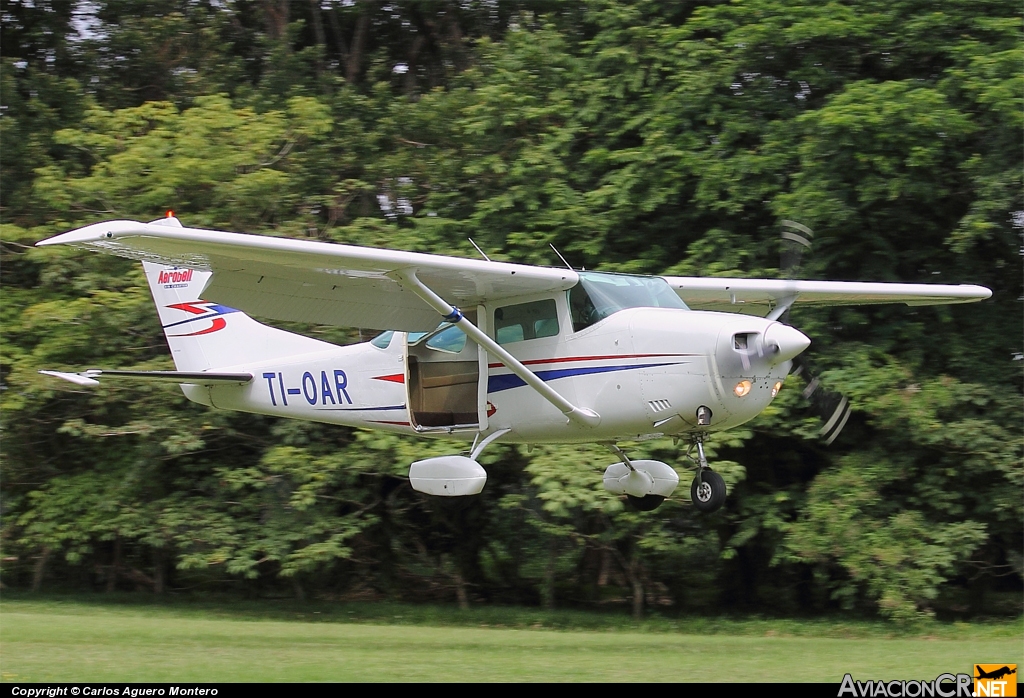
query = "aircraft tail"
(142, 260, 335, 372)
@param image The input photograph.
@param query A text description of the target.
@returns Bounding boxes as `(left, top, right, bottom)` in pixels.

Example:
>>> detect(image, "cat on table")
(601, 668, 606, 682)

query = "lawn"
(1, 597, 1020, 682)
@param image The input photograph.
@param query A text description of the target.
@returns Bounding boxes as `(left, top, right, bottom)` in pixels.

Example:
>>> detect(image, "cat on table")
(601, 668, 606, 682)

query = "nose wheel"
(689, 434, 726, 513)
(691, 470, 726, 512)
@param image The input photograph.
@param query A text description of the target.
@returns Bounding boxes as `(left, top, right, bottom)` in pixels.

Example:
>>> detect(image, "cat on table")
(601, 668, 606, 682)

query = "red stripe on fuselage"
(487, 353, 691, 369)
(372, 373, 406, 384)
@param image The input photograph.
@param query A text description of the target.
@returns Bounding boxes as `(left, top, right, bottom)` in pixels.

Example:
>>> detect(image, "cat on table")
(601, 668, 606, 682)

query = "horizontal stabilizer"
(39, 369, 253, 386)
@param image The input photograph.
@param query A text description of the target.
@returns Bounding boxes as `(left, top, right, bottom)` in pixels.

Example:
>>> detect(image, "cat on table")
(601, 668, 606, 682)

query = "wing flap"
(663, 277, 991, 316)
(203, 266, 440, 332)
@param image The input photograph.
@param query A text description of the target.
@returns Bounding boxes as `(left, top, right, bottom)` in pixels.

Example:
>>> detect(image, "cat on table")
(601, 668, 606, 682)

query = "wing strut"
(392, 269, 601, 428)
(766, 293, 799, 321)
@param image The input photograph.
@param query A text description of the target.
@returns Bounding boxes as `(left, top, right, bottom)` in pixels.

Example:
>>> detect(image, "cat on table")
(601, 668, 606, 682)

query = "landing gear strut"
(689, 433, 726, 513)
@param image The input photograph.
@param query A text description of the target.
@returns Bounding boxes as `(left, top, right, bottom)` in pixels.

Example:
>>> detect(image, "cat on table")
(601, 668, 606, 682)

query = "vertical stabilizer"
(142, 260, 336, 372)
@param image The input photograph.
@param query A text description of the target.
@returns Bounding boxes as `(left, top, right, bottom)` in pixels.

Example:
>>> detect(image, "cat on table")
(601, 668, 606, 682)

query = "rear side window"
(425, 324, 467, 353)
(494, 299, 559, 345)
(370, 331, 394, 349)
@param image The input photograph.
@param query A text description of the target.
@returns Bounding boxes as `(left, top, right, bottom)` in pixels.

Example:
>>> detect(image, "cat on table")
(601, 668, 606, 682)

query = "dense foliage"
(1, 0, 1020, 622)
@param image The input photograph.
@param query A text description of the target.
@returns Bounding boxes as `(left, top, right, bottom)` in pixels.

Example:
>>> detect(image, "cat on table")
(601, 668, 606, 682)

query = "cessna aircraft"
(37, 215, 991, 512)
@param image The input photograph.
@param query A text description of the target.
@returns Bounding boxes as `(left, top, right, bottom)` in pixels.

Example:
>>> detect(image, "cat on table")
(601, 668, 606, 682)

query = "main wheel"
(690, 470, 726, 513)
(626, 494, 666, 511)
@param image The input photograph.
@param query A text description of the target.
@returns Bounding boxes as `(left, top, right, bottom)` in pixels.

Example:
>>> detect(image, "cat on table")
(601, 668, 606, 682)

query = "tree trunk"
(327, 2, 349, 64)
(542, 539, 556, 610)
(31, 547, 51, 592)
(627, 550, 644, 619)
(153, 547, 165, 595)
(346, 6, 370, 83)
(308, 0, 326, 77)
(262, 0, 289, 41)
(292, 577, 305, 602)
(453, 569, 469, 610)
(107, 535, 121, 593)
(597, 548, 610, 587)
(404, 34, 425, 94)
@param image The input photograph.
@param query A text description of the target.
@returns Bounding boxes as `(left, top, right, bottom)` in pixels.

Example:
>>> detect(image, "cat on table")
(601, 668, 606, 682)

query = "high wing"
(37, 219, 578, 332)
(663, 276, 991, 316)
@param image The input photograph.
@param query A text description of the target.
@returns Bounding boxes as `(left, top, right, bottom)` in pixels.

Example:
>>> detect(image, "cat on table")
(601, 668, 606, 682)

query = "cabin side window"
(494, 299, 559, 345)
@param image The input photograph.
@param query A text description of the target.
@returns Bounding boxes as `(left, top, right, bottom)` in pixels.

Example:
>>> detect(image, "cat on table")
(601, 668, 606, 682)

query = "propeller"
(777, 220, 852, 445)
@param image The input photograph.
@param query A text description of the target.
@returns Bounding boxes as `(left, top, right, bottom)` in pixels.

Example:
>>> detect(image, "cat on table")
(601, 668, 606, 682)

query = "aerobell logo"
(158, 269, 194, 284)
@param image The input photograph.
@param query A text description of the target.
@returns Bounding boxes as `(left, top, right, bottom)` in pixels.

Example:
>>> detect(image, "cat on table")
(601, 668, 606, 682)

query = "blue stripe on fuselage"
(316, 404, 406, 412)
(487, 362, 684, 393)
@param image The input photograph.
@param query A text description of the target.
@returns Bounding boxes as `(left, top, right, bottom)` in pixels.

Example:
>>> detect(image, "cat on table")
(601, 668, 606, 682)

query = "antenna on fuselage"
(468, 238, 491, 262)
(549, 243, 574, 271)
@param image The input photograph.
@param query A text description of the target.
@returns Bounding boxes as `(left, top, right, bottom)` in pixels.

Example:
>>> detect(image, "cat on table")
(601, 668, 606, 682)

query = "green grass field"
(1, 597, 1020, 682)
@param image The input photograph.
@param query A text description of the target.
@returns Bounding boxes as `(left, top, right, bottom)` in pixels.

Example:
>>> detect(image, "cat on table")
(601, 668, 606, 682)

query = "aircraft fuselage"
(188, 306, 802, 444)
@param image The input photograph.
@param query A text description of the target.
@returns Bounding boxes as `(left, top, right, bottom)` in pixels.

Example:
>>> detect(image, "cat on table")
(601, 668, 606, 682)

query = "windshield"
(568, 272, 688, 332)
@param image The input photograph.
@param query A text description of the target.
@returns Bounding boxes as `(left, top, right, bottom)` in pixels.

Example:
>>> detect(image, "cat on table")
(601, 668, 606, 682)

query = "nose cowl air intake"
(763, 322, 811, 363)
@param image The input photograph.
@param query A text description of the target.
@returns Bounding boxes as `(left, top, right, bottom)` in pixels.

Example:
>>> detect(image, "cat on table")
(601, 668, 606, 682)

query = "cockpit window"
(568, 272, 688, 332)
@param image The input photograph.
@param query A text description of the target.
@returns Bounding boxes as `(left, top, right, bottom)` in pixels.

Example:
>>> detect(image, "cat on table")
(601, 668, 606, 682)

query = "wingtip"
(951, 284, 993, 302)
(39, 370, 100, 387)
(35, 220, 148, 247)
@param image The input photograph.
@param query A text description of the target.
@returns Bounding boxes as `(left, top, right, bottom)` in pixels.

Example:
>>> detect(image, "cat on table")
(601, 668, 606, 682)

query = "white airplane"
(36, 215, 991, 512)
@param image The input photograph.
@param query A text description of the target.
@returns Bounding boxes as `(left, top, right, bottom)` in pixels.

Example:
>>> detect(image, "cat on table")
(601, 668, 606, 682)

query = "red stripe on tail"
(169, 317, 226, 337)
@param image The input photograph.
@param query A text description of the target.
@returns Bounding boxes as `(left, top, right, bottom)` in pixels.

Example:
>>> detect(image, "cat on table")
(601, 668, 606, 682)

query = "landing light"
(733, 380, 751, 397)
(771, 381, 783, 398)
